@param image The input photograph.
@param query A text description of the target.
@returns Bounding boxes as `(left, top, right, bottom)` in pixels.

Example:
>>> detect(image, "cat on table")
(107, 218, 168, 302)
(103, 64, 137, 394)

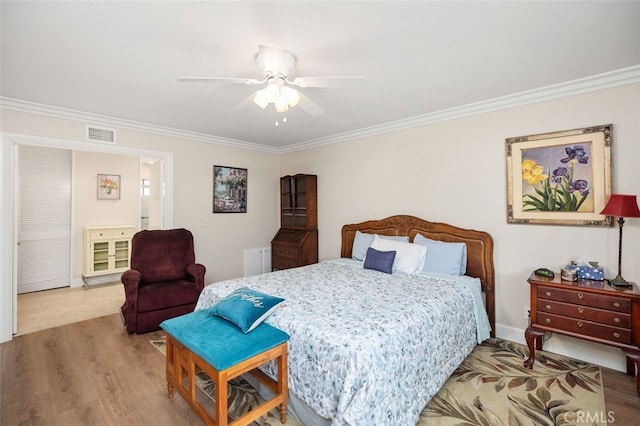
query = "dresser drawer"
(272, 244, 300, 261)
(537, 312, 631, 344)
(272, 256, 300, 270)
(89, 227, 136, 240)
(537, 286, 631, 313)
(538, 300, 631, 328)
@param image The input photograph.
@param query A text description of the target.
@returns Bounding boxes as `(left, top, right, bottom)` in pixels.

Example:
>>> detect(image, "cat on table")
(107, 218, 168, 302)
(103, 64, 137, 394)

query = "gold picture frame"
(506, 124, 613, 226)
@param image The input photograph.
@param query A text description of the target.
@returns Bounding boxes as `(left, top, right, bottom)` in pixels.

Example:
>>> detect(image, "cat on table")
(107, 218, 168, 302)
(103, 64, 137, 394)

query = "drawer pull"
(613, 332, 621, 339)
(545, 318, 552, 324)
(545, 304, 552, 310)
(613, 302, 621, 308)
(545, 291, 552, 297)
(577, 321, 583, 328)
(577, 293, 583, 299)
(613, 317, 620, 323)
(577, 307, 584, 314)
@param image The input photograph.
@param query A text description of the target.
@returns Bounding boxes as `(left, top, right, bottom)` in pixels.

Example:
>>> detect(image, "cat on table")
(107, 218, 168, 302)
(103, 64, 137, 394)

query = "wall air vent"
(86, 126, 116, 144)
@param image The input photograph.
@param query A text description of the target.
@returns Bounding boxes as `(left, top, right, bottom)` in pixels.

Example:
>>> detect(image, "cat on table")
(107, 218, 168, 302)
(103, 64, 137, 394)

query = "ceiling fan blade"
(230, 91, 259, 113)
(289, 76, 367, 88)
(177, 76, 263, 85)
(297, 92, 324, 116)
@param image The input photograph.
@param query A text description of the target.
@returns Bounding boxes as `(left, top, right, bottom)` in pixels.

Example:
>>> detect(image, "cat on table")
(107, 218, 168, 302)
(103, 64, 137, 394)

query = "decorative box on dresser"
(524, 272, 640, 395)
(271, 174, 318, 271)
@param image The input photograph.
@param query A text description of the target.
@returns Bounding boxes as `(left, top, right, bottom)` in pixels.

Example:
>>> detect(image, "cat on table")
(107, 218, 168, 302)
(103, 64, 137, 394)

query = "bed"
(195, 215, 495, 425)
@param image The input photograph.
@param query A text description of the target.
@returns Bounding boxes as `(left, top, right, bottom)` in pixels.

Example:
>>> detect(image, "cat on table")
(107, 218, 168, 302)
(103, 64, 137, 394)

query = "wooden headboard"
(341, 215, 495, 337)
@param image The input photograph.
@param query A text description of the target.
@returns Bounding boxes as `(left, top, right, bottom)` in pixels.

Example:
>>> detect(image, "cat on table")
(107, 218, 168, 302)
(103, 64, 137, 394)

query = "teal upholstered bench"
(160, 309, 289, 426)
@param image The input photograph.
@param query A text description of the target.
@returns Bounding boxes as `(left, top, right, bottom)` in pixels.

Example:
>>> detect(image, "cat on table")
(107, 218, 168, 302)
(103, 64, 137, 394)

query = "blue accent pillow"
(352, 231, 409, 261)
(210, 287, 285, 333)
(413, 233, 467, 275)
(363, 247, 396, 274)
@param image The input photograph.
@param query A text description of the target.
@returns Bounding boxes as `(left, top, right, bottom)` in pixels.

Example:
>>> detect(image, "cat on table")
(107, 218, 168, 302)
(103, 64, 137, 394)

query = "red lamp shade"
(600, 194, 640, 218)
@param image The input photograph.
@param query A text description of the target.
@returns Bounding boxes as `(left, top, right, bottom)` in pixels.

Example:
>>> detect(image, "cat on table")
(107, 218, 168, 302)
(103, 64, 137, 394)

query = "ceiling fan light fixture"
(264, 82, 280, 103)
(275, 97, 289, 113)
(281, 86, 301, 107)
(253, 90, 269, 109)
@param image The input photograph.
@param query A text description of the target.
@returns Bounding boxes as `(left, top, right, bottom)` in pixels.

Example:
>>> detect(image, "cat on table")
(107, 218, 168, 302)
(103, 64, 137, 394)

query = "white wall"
(73, 151, 140, 283)
(1, 110, 282, 285)
(280, 83, 640, 371)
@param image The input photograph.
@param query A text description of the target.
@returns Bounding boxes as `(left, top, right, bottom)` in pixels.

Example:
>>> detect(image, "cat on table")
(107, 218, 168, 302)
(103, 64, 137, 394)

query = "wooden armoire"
(271, 174, 318, 270)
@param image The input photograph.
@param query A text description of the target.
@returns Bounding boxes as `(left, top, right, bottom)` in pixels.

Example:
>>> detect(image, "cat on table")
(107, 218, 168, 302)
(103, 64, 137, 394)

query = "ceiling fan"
(178, 44, 366, 121)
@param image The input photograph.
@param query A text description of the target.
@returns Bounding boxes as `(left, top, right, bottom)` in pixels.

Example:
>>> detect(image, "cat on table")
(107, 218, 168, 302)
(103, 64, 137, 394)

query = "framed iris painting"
(213, 165, 247, 213)
(506, 124, 612, 226)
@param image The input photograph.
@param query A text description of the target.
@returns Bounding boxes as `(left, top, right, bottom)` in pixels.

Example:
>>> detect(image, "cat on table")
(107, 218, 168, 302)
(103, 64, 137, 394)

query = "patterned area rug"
(420, 338, 606, 426)
(151, 337, 606, 426)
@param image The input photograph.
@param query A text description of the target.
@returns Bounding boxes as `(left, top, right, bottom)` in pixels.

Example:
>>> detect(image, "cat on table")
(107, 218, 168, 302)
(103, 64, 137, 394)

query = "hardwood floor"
(1, 313, 638, 425)
(1, 314, 202, 425)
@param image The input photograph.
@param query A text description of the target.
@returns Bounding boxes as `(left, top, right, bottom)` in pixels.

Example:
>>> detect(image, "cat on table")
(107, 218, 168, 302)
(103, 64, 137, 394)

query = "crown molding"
(2, 65, 639, 154)
(0, 97, 280, 154)
(280, 65, 640, 153)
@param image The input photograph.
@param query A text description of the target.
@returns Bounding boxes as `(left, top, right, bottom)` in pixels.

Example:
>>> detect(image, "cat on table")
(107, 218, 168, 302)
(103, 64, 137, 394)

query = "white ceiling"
(1, 1, 639, 151)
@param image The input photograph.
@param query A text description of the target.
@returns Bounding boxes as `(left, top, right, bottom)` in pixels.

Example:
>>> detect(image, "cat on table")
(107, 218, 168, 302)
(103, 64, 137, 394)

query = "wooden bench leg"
(215, 369, 228, 426)
(278, 345, 288, 423)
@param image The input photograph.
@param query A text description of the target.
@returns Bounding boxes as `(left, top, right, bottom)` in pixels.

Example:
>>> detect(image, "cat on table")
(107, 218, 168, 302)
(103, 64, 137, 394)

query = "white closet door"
(17, 146, 72, 294)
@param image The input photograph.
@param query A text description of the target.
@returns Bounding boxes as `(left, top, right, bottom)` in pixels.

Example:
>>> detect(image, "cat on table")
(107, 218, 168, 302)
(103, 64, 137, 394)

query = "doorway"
(140, 158, 164, 230)
(1, 134, 174, 340)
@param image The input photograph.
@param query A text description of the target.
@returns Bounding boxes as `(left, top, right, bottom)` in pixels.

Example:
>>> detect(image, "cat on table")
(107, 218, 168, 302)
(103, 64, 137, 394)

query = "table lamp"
(600, 194, 640, 287)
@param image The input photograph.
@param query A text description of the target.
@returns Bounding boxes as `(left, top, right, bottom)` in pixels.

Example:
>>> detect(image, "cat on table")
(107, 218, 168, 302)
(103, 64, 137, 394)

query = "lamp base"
(608, 277, 634, 289)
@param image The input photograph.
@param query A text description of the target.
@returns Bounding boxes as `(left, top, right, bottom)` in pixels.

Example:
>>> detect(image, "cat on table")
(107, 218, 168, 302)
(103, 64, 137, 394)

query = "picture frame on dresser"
(506, 124, 613, 226)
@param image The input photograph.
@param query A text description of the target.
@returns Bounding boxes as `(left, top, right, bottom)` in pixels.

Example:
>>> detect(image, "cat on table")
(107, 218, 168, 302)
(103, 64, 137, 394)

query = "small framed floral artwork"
(506, 124, 613, 226)
(213, 165, 247, 213)
(97, 174, 121, 200)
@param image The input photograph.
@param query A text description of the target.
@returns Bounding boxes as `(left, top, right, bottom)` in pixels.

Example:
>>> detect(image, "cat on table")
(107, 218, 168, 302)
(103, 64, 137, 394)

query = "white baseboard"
(496, 323, 628, 373)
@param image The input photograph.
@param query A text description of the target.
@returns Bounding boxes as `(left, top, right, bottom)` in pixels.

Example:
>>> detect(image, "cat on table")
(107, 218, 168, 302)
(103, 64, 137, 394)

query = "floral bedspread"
(195, 260, 488, 425)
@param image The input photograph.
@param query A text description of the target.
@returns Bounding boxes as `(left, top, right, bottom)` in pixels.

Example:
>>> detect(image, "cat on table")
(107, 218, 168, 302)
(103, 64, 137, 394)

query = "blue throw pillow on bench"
(211, 287, 285, 333)
(363, 247, 396, 274)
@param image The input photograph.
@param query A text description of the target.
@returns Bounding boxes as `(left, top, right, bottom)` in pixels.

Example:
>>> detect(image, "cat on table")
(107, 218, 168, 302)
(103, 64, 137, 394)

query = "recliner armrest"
(120, 269, 143, 333)
(121, 269, 142, 288)
(186, 263, 206, 291)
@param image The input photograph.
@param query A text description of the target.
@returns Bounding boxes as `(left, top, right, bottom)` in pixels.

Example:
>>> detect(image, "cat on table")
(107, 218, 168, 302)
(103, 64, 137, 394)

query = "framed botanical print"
(97, 174, 120, 200)
(506, 124, 612, 226)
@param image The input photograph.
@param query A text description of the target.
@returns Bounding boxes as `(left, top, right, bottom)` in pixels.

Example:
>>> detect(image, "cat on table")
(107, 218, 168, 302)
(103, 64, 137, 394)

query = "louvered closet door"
(17, 146, 72, 294)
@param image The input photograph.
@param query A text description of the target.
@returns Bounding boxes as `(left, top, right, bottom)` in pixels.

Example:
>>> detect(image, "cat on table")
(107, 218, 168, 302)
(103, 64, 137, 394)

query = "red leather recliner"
(121, 228, 206, 334)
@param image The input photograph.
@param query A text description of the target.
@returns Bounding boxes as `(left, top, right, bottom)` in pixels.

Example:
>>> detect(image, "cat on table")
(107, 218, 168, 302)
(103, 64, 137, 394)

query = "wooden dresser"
(271, 174, 318, 271)
(524, 272, 640, 395)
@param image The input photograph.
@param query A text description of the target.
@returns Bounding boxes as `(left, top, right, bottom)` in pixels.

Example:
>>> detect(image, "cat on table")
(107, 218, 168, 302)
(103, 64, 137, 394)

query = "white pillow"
(371, 235, 427, 274)
(351, 230, 410, 261)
